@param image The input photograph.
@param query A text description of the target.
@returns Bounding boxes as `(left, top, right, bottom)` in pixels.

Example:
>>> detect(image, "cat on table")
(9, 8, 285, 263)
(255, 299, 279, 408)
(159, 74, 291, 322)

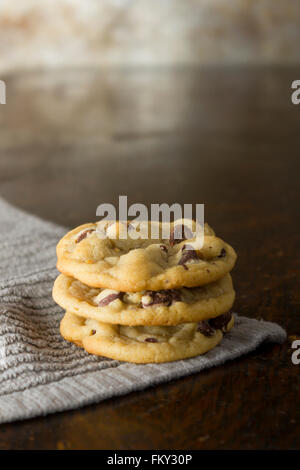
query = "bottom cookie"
(60, 311, 234, 363)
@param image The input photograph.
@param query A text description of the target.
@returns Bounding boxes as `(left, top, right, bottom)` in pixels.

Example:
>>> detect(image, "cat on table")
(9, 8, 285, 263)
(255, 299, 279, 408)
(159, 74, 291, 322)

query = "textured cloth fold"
(0, 198, 286, 424)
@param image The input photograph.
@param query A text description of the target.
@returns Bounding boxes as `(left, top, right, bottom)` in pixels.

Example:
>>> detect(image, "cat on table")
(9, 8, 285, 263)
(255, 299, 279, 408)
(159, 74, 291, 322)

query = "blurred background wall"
(0, 0, 300, 72)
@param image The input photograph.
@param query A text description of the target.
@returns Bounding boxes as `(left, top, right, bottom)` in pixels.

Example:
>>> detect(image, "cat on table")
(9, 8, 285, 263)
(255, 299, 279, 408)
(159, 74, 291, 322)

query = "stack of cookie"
(53, 220, 237, 363)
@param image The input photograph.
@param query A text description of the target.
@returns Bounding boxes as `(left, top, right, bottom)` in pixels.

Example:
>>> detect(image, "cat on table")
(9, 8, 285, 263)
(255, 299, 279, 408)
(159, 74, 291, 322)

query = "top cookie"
(56, 220, 237, 291)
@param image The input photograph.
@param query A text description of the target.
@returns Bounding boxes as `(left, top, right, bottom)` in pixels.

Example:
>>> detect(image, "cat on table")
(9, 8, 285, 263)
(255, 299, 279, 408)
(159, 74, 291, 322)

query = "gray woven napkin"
(0, 198, 286, 424)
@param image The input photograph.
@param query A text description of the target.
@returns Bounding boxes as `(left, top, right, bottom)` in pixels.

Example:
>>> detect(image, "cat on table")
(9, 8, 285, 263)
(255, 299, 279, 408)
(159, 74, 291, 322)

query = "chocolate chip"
(76, 229, 95, 243)
(142, 289, 181, 308)
(160, 244, 168, 253)
(145, 337, 158, 343)
(209, 312, 232, 330)
(178, 244, 199, 269)
(218, 248, 226, 258)
(90, 330, 96, 336)
(170, 224, 193, 246)
(197, 321, 215, 337)
(98, 292, 124, 307)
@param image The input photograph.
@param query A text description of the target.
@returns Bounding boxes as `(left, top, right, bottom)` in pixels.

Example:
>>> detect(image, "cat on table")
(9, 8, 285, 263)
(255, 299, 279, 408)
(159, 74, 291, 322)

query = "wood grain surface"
(0, 66, 299, 449)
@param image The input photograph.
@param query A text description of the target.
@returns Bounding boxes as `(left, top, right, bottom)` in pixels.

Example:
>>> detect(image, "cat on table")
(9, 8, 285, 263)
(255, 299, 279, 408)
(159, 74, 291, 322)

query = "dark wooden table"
(0, 66, 299, 450)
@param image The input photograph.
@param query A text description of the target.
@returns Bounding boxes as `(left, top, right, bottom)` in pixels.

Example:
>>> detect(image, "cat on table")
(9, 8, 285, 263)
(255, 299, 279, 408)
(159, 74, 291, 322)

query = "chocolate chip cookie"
(56, 220, 237, 291)
(60, 311, 235, 363)
(53, 273, 235, 326)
